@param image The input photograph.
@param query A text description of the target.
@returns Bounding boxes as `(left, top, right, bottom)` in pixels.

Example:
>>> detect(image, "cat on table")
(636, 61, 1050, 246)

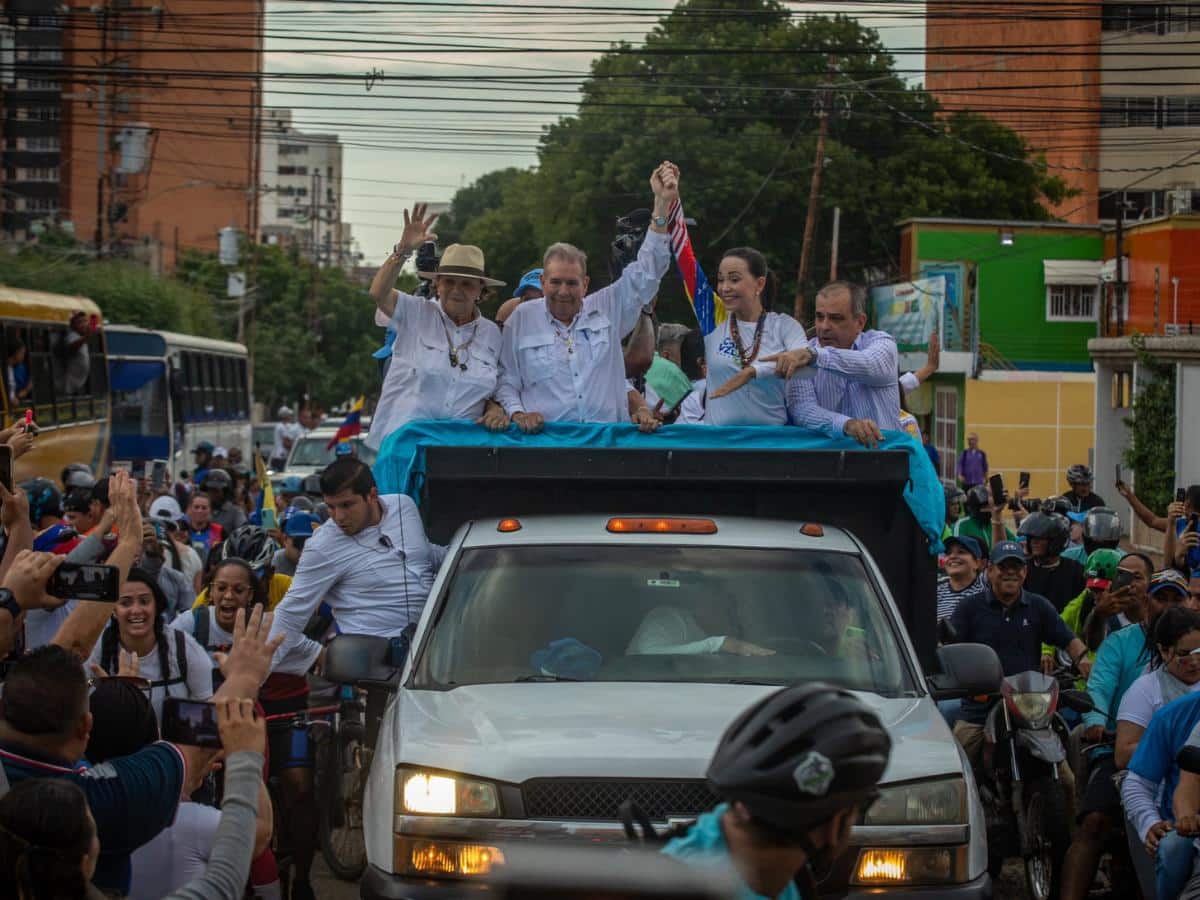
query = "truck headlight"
(863, 777, 965, 826)
(853, 846, 969, 886)
(395, 767, 501, 817)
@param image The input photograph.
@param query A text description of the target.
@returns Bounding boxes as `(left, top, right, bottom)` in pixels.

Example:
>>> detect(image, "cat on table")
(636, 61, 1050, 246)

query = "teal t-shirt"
(662, 803, 805, 900)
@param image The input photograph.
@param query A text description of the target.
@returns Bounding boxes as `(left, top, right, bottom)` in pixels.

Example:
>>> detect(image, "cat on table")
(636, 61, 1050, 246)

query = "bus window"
(27, 324, 57, 426)
(235, 358, 249, 416)
(181, 352, 198, 421)
(200, 354, 216, 419)
(86, 330, 106, 419)
(217, 355, 232, 419)
(2, 325, 34, 418)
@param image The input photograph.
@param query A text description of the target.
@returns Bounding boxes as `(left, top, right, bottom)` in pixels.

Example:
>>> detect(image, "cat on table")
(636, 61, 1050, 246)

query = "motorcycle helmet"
(1018, 511, 1070, 558)
(706, 683, 891, 835)
(201, 468, 233, 493)
(1084, 548, 1123, 590)
(21, 477, 61, 526)
(1083, 507, 1122, 547)
(964, 484, 991, 521)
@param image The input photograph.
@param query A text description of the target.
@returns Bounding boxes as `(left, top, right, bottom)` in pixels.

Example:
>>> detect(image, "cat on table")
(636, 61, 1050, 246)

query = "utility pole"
(829, 206, 841, 281)
(93, 2, 109, 257)
(793, 62, 836, 323)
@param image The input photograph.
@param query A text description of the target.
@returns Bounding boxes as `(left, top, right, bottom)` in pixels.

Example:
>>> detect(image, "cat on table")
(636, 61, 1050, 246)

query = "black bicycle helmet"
(201, 468, 233, 492)
(944, 484, 966, 507)
(1018, 511, 1070, 557)
(706, 683, 891, 835)
(1066, 464, 1094, 486)
(963, 484, 990, 518)
(220, 524, 279, 573)
(21, 478, 61, 525)
(1083, 507, 1122, 544)
(1042, 497, 1071, 517)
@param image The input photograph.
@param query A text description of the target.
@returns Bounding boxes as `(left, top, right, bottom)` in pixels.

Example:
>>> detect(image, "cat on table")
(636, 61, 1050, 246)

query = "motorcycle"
(976, 667, 1094, 900)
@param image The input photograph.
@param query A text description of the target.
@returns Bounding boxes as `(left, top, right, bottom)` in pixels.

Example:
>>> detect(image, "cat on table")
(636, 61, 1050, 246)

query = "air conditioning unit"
(1168, 189, 1193, 214)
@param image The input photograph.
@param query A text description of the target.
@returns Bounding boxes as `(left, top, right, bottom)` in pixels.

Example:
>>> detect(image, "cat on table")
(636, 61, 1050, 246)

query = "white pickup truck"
(324, 445, 995, 899)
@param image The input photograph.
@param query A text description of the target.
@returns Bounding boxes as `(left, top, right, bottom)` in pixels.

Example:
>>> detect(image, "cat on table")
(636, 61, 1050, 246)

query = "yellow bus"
(0, 285, 109, 484)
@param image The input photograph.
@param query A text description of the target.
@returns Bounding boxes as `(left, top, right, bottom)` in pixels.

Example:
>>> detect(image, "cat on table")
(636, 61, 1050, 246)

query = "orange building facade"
(1105, 215, 1200, 336)
(59, 0, 263, 271)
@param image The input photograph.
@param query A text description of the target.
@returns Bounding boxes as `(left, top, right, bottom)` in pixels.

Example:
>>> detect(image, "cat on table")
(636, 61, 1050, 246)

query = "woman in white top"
(87, 568, 214, 722)
(366, 204, 507, 450)
(702, 247, 814, 426)
(1115, 607, 1200, 768)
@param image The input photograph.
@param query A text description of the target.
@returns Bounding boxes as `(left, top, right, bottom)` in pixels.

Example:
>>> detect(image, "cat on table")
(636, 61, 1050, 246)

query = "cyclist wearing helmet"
(952, 484, 1015, 553)
(201, 468, 246, 535)
(663, 683, 891, 899)
(1062, 506, 1124, 565)
(191, 524, 290, 611)
(1062, 464, 1106, 513)
(1019, 511, 1085, 613)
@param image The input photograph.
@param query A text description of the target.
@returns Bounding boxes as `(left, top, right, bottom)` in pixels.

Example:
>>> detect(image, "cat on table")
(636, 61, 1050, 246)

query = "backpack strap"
(195, 605, 211, 650)
(150, 630, 190, 689)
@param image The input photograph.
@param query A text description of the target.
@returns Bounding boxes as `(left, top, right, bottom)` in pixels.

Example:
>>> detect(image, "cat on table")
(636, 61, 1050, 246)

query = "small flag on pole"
(254, 451, 277, 531)
(667, 199, 726, 336)
(327, 396, 366, 450)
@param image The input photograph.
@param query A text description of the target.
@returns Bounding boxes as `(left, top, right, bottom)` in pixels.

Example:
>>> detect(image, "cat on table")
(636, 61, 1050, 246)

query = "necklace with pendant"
(441, 315, 479, 371)
(552, 321, 575, 355)
(729, 314, 767, 366)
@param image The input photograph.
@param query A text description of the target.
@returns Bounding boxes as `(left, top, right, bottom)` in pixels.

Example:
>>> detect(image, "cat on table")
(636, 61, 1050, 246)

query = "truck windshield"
(414, 545, 914, 696)
(287, 436, 376, 468)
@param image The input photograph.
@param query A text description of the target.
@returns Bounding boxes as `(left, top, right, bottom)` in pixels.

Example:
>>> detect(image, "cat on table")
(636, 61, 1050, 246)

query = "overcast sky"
(263, 1, 923, 264)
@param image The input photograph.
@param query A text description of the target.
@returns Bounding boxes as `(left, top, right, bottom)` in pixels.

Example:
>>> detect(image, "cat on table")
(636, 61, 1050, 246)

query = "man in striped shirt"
(784, 281, 902, 447)
(937, 535, 986, 622)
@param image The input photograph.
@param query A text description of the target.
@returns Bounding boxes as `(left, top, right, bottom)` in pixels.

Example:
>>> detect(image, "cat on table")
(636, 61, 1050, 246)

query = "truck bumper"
(361, 864, 992, 900)
(842, 872, 991, 899)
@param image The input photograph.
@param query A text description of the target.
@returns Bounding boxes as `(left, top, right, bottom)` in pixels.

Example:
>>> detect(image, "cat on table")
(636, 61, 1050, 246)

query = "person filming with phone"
(1167, 485, 1200, 575)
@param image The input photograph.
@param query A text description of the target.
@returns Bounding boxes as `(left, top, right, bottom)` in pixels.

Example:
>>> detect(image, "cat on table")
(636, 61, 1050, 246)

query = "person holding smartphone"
(1168, 485, 1200, 575)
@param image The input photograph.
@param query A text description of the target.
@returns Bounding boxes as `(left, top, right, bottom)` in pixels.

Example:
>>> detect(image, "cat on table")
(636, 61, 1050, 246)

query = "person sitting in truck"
(626, 601, 776, 657)
(662, 682, 892, 900)
(494, 162, 679, 435)
(784, 281, 902, 449)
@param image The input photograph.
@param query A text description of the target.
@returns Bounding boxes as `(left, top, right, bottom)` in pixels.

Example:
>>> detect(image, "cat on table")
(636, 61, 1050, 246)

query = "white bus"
(107, 325, 251, 476)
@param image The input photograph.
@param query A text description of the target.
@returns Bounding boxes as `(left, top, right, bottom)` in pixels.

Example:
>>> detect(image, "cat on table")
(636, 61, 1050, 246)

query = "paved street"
(312, 859, 359, 900)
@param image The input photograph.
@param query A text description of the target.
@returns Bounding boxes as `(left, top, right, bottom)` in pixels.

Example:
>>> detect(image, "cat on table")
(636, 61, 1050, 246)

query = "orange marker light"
(800, 523, 825, 537)
(606, 517, 718, 534)
(496, 518, 522, 533)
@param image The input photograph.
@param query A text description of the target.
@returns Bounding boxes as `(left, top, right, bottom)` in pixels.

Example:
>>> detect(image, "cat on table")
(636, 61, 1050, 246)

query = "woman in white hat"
(367, 204, 507, 449)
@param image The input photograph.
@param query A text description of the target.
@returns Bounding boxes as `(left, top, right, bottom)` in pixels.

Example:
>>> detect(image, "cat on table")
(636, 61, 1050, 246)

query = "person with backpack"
(85, 568, 213, 722)
(659, 683, 891, 899)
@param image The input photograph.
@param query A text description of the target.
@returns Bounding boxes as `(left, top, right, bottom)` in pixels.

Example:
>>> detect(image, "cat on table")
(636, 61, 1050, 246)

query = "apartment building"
(259, 108, 354, 267)
(926, 0, 1200, 223)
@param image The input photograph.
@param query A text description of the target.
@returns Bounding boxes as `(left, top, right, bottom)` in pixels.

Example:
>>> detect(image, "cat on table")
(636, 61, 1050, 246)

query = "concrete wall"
(1178, 363, 1200, 488)
(965, 373, 1096, 500)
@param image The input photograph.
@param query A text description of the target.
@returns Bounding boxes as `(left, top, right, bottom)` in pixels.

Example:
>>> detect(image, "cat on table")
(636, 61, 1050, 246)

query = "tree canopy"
(447, 0, 1069, 325)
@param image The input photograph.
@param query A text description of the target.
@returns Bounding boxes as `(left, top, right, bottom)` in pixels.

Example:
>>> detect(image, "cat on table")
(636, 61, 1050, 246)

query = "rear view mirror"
(323, 633, 401, 689)
(927, 643, 1003, 700)
(1178, 745, 1200, 776)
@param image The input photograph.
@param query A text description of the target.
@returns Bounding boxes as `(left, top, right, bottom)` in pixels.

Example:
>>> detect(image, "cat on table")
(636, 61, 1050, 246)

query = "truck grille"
(522, 779, 719, 821)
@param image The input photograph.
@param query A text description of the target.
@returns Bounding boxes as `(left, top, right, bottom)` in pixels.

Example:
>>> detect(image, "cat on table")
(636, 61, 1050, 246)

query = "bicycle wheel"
(319, 719, 368, 881)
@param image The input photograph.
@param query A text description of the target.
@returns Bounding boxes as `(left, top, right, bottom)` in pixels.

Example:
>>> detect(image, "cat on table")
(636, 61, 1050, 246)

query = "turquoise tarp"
(373, 420, 945, 553)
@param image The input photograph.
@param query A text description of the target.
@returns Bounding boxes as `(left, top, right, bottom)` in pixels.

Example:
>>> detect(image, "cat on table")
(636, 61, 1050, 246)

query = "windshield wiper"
(514, 674, 582, 683)
(725, 677, 791, 685)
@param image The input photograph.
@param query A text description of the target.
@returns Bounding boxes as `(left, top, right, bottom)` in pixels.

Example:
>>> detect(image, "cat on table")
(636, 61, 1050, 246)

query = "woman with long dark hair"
(703, 247, 812, 426)
(86, 568, 214, 722)
(0, 779, 101, 900)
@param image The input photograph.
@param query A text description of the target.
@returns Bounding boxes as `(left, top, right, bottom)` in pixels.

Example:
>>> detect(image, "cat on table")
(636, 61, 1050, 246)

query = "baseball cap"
(944, 535, 984, 559)
(278, 405, 294, 418)
(213, 446, 228, 459)
(1150, 569, 1190, 599)
(284, 511, 321, 538)
(515, 268, 543, 297)
(149, 495, 183, 522)
(193, 440, 214, 454)
(278, 475, 303, 495)
(990, 540, 1027, 565)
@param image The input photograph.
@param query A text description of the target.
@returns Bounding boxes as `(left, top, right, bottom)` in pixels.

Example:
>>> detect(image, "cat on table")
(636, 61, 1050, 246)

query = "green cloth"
(645, 355, 694, 410)
(952, 516, 1016, 553)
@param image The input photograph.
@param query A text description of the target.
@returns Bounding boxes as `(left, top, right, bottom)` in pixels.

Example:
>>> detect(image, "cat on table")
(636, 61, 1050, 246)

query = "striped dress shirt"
(785, 329, 902, 437)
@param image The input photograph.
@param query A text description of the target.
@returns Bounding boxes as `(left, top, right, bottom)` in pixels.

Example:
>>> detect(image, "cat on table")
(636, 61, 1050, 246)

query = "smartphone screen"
(151, 460, 168, 490)
(1179, 488, 1188, 504)
(989, 473, 1006, 507)
(132, 460, 147, 480)
(1019, 471, 1030, 491)
(47, 563, 120, 602)
(0, 444, 11, 493)
(1112, 569, 1136, 593)
(1116, 464, 1123, 485)
(160, 698, 222, 749)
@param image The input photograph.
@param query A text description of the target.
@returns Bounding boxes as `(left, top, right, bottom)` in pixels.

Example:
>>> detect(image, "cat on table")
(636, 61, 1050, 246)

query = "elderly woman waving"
(366, 204, 507, 450)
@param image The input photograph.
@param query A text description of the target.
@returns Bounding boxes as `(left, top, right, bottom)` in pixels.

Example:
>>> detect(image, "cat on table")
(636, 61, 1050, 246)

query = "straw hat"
(418, 243, 505, 287)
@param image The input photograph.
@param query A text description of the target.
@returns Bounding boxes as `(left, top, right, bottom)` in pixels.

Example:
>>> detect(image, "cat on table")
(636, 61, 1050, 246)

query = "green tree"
(438, 0, 1068, 323)
(1122, 334, 1177, 515)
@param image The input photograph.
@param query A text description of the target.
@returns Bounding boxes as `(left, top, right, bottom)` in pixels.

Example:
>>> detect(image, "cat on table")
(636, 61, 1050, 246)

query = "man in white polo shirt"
(266, 457, 445, 674)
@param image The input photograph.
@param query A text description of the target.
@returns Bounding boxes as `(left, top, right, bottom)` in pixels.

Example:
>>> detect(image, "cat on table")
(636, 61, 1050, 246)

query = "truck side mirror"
(323, 633, 401, 689)
(1178, 745, 1200, 776)
(927, 643, 1003, 700)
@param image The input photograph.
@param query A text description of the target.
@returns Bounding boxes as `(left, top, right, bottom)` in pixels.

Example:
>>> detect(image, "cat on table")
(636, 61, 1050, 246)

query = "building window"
(278, 143, 307, 155)
(1046, 284, 1098, 321)
(1163, 95, 1200, 126)
(934, 387, 959, 484)
(1102, 96, 1160, 128)
(276, 166, 307, 176)
(278, 208, 294, 219)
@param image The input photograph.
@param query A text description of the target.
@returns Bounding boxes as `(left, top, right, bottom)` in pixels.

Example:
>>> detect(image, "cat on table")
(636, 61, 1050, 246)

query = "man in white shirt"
(267, 457, 446, 674)
(271, 406, 304, 469)
(495, 162, 680, 433)
(784, 281, 902, 447)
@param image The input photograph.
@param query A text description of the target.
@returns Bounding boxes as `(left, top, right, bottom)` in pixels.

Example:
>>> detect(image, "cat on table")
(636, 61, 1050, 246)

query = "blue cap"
(515, 268, 543, 297)
(278, 475, 303, 495)
(990, 540, 1027, 565)
(284, 511, 321, 538)
(334, 441, 354, 457)
(945, 534, 984, 559)
(1066, 510, 1088, 524)
(529, 638, 602, 680)
(193, 441, 214, 454)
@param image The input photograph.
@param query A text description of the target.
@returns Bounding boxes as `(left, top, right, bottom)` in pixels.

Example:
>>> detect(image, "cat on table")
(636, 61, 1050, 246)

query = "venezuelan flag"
(254, 451, 277, 531)
(667, 199, 726, 336)
(326, 396, 365, 450)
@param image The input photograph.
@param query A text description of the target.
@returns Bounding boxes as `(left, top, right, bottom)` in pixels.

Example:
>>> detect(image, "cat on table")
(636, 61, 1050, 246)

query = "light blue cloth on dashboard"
(372, 420, 945, 553)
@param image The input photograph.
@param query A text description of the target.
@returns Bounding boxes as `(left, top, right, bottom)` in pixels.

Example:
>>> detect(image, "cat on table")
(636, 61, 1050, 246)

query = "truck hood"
(394, 683, 959, 786)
